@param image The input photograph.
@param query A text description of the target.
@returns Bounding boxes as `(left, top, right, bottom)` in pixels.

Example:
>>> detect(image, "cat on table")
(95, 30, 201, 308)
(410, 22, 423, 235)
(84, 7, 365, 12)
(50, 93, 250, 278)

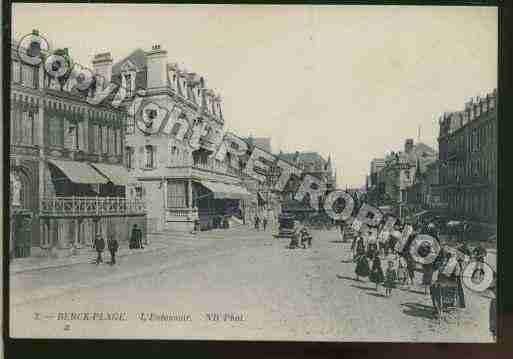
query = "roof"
(281, 152, 327, 164)
(112, 48, 147, 75)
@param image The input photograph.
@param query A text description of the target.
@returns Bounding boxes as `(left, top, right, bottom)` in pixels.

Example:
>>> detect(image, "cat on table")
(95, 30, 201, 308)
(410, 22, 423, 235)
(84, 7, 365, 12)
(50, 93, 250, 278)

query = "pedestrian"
(369, 255, 385, 291)
(383, 260, 397, 297)
(422, 263, 434, 295)
(300, 226, 312, 249)
(366, 240, 378, 260)
(254, 215, 260, 231)
(354, 234, 365, 260)
(339, 222, 346, 242)
(354, 237, 370, 281)
(406, 255, 416, 286)
(489, 284, 496, 341)
(94, 235, 105, 265)
(473, 242, 487, 271)
(263, 217, 268, 231)
(397, 257, 408, 286)
(107, 236, 119, 265)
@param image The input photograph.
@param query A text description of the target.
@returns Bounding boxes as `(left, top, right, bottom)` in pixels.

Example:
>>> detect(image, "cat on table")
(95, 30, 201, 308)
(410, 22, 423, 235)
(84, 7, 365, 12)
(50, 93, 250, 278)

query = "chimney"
(405, 139, 414, 154)
(92, 52, 113, 87)
(146, 44, 168, 89)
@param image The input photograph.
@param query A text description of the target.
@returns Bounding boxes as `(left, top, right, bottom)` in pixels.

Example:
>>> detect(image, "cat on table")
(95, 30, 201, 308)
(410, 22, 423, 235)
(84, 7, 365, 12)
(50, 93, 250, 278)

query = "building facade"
(10, 36, 146, 259)
(438, 90, 497, 230)
(372, 139, 437, 218)
(108, 45, 254, 233)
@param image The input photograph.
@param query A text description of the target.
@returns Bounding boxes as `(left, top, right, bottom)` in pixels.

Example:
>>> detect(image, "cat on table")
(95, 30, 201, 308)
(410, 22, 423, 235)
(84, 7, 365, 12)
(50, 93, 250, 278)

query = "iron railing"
(40, 197, 146, 217)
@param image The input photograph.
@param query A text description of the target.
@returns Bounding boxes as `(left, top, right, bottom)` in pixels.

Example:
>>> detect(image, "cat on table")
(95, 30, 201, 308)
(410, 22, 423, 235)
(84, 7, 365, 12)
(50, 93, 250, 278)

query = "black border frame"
(3, 1, 512, 357)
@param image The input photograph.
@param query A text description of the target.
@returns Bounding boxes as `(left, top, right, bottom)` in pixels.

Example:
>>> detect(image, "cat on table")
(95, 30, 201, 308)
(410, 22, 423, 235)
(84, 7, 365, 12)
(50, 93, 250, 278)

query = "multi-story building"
(405, 160, 444, 213)
(9, 34, 146, 259)
(438, 89, 497, 231)
(279, 151, 337, 218)
(380, 139, 437, 218)
(108, 44, 253, 232)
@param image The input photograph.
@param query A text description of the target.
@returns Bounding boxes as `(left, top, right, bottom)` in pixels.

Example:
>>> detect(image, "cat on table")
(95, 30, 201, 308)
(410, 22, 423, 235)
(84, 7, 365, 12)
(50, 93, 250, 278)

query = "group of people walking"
(289, 223, 313, 249)
(254, 215, 268, 231)
(348, 221, 483, 315)
(93, 224, 144, 265)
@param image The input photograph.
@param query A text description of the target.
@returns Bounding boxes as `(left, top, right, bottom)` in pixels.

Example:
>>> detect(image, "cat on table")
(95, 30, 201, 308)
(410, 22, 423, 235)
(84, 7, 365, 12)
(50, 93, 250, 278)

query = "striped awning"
(90, 163, 131, 185)
(48, 159, 108, 184)
(201, 181, 252, 200)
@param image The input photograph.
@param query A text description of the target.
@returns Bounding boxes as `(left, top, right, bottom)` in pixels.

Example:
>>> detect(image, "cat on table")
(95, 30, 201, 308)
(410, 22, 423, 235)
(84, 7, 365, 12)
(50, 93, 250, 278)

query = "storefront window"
(48, 116, 64, 147)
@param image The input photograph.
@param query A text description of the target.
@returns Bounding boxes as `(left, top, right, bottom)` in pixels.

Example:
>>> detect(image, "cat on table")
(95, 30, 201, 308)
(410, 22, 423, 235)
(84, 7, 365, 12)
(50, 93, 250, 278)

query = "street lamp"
(264, 154, 282, 220)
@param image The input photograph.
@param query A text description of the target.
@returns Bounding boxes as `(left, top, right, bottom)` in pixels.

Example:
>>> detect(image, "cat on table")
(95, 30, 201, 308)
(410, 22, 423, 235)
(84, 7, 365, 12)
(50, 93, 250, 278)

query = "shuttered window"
(167, 180, 187, 208)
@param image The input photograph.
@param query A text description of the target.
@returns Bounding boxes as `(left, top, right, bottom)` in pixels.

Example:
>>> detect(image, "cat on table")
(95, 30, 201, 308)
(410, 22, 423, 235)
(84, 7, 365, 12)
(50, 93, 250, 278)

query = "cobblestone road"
(10, 227, 494, 342)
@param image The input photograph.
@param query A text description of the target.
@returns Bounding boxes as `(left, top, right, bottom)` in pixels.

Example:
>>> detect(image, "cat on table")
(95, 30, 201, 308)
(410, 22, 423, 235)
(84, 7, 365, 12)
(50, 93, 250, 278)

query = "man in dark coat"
(130, 224, 143, 249)
(94, 235, 105, 265)
(108, 236, 119, 265)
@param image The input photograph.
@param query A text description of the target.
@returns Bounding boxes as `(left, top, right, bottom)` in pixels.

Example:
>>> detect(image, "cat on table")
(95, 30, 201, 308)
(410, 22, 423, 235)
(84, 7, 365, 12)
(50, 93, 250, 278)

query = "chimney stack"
(405, 139, 414, 154)
(146, 44, 168, 89)
(92, 52, 113, 88)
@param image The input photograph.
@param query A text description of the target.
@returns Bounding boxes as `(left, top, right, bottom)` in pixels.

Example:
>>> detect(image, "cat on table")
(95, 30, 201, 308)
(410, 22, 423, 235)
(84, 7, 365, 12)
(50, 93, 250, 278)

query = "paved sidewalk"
(9, 225, 262, 275)
(10, 234, 171, 275)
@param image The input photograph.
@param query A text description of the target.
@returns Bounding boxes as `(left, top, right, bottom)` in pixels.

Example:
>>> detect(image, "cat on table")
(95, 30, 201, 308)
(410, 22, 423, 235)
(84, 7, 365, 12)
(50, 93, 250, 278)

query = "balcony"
(165, 208, 198, 222)
(40, 197, 146, 217)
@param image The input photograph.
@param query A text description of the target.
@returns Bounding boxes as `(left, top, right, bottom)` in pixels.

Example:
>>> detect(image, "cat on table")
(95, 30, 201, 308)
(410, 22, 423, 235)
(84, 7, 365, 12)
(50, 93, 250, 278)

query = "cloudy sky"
(12, 4, 497, 188)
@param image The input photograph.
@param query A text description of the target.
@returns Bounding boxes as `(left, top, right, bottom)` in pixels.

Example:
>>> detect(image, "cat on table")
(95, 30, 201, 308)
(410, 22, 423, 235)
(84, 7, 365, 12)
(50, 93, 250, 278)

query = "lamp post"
(264, 154, 282, 223)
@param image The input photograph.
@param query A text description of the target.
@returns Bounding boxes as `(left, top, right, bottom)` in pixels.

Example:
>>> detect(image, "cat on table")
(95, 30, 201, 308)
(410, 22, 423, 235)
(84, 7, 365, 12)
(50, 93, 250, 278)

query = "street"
(10, 227, 494, 342)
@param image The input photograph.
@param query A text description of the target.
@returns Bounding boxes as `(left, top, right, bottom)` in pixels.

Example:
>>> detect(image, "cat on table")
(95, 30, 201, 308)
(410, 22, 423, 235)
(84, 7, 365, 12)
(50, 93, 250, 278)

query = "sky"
(12, 4, 497, 188)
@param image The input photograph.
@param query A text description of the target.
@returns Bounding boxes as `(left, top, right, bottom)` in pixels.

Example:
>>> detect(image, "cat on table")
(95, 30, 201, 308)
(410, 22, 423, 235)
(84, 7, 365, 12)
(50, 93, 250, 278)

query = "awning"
(48, 159, 108, 184)
(90, 163, 131, 185)
(201, 181, 252, 200)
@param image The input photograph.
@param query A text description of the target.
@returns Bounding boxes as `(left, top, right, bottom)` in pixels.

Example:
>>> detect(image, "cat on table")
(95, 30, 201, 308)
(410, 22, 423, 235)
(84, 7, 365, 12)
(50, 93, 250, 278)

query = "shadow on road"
(350, 284, 375, 291)
(401, 302, 437, 320)
(340, 259, 355, 263)
(336, 274, 359, 282)
(367, 292, 386, 298)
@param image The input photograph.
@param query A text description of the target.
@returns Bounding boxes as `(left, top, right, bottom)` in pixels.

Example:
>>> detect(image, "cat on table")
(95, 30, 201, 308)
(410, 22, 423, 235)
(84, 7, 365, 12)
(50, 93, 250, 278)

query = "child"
(369, 255, 385, 291)
(396, 256, 408, 286)
(384, 260, 397, 297)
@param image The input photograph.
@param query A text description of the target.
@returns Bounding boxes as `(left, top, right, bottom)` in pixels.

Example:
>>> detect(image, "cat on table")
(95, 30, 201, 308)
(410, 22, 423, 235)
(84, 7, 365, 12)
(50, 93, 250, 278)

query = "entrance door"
(14, 213, 32, 258)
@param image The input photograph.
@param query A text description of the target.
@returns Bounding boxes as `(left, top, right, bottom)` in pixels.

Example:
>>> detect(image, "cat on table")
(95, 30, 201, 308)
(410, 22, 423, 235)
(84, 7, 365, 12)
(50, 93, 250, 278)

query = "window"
(48, 115, 64, 146)
(124, 73, 132, 97)
(102, 126, 108, 154)
(21, 63, 37, 88)
(12, 61, 21, 83)
(127, 114, 135, 134)
(170, 122, 181, 137)
(167, 180, 187, 208)
(145, 145, 155, 169)
(135, 186, 143, 200)
(125, 147, 134, 169)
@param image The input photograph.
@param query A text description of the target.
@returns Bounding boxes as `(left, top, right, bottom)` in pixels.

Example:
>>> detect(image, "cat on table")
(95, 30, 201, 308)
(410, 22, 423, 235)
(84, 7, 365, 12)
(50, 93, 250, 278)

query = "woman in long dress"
(354, 236, 370, 281)
(369, 255, 385, 290)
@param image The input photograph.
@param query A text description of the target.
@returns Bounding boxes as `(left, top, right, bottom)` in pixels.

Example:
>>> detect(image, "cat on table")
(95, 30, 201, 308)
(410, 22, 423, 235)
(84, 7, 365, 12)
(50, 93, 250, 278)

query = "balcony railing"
(40, 197, 146, 217)
(166, 208, 198, 221)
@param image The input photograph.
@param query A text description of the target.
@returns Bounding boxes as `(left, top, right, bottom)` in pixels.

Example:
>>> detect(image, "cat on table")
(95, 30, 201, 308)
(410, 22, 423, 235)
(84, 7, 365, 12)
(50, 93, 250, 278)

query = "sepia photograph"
(7, 3, 498, 342)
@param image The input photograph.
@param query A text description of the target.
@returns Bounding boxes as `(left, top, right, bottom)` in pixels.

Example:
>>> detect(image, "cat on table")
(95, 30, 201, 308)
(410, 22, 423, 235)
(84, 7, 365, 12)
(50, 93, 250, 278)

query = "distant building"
(438, 90, 497, 230)
(242, 136, 272, 153)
